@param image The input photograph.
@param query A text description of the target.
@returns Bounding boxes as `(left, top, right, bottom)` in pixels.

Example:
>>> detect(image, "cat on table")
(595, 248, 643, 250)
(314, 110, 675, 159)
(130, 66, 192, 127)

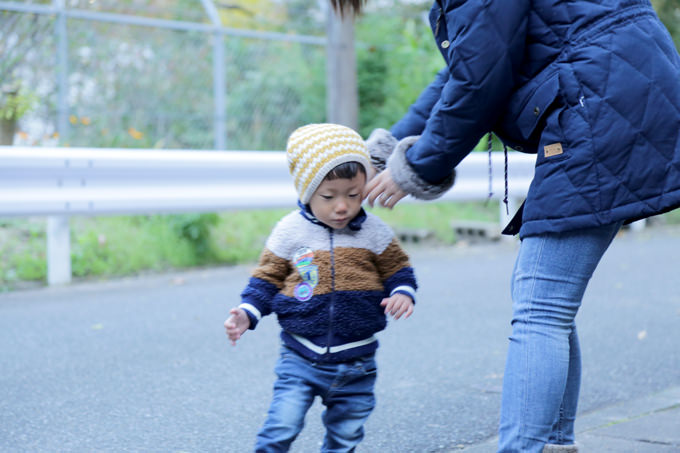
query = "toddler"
(225, 123, 417, 452)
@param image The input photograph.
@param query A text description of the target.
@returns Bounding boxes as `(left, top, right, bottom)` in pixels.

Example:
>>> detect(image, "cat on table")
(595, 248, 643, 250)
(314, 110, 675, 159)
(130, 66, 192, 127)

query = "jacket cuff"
(365, 128, 398, 172)
(387, 136, 456, 200)
(389, 285, 416, 304)
(239, 302, 261, 330)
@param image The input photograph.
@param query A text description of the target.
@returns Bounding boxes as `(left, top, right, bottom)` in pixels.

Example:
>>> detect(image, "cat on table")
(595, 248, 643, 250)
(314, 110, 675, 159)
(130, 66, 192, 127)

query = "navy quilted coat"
(390, 0, 680, 237)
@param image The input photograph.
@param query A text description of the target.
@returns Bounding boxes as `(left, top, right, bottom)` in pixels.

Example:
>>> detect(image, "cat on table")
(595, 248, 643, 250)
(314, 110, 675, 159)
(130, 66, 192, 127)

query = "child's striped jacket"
(239, 206, 417, 363)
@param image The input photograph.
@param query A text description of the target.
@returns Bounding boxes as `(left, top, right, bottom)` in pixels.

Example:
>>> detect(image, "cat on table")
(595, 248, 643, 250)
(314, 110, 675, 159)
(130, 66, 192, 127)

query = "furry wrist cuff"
(365, 128, 398, 172)
(387, 135, 456, 200)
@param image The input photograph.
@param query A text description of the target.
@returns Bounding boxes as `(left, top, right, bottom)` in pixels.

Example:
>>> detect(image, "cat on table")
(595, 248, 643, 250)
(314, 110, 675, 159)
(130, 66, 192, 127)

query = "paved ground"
(461, 385, 680, 452)
(1, 225, 679, 452)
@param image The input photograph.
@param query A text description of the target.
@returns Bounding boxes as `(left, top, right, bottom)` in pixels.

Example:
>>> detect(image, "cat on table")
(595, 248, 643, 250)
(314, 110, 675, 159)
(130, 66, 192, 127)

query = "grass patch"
(0, 209, 293, 289)
(367, 200, 499, 243)
(0, 201, 498, 289)
(3, 203, 679, 290)
(211, 208, 291, 264)
(661, 209, 680, 224)
(0, 218, 46, 289)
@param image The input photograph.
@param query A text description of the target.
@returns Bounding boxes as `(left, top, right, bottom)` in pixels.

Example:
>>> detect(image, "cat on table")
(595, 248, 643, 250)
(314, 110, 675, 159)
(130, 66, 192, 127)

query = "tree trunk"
(0, 118, 17, 145)
(326, 6, 358, 130)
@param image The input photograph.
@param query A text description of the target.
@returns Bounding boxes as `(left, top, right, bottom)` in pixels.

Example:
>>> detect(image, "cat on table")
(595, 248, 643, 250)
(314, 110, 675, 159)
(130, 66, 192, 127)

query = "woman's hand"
(363, 169, 408, 209)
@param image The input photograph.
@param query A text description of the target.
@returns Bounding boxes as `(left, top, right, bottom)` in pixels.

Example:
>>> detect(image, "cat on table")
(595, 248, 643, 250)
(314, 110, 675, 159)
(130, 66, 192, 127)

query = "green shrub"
(169, 213, 219, 261)
(0, 86, 37, 121)
(13, 252, 46, 281)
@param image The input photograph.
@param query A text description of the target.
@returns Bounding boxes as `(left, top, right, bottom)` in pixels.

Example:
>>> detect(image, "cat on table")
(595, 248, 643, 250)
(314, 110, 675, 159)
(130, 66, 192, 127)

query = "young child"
(224, 123, 417, 452)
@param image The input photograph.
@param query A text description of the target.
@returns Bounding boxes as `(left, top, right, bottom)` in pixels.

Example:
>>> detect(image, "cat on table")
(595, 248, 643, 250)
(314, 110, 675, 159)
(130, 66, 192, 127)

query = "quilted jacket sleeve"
(391, 67, 449, 140)
(399, 0, 530, 185)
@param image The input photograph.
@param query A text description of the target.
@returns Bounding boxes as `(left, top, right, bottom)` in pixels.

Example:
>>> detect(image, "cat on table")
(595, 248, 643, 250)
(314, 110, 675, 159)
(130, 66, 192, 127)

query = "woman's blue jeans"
(255, 346, 377, 453)
(498, 222, 622, 453)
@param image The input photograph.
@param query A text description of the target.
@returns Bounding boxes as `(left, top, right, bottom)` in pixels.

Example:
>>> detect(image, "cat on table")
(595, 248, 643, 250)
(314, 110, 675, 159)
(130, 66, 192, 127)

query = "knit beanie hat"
(286, 123, 371, 204)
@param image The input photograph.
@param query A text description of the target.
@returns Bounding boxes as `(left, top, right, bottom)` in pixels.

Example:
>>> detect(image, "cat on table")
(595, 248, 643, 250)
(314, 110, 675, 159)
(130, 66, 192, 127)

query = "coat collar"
(297, 200, 367, 231)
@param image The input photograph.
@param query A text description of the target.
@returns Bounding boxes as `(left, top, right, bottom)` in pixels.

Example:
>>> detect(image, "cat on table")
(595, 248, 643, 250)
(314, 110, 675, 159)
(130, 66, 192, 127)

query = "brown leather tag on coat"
(544, 143, 563, 157)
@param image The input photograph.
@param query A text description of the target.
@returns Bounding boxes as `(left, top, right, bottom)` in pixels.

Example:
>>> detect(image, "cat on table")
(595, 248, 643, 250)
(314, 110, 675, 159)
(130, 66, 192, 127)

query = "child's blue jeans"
(255, 345, 377, 453)
(498, 222, 622, 452)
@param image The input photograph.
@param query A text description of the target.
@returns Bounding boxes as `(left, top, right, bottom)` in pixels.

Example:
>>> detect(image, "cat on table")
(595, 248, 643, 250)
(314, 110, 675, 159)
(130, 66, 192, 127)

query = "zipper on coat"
(326, 229, 335, 355)
(434, 0, 443, 36)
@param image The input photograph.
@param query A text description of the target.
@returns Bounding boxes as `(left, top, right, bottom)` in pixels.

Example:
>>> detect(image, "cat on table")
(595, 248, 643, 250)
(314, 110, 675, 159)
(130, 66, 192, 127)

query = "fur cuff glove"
(365, 128, 398, 172)
(387, 135, 456, 200)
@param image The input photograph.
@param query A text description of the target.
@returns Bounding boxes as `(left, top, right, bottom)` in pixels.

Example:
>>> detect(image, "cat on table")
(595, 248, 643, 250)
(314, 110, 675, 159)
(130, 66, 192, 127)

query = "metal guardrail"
(0, 147, 298, 215)
(0, 146, 535, 215)
(0, 146, 537, 284)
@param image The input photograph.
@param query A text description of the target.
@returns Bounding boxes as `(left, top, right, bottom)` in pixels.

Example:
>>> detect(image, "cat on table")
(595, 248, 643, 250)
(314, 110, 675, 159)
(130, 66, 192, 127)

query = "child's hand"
(224, 308, 250, 346)
(380, 293, 414, 320)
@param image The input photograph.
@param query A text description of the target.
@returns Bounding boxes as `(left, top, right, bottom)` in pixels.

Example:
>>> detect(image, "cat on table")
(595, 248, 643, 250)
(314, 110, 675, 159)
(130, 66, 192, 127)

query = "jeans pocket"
(355, 356, 377, 377)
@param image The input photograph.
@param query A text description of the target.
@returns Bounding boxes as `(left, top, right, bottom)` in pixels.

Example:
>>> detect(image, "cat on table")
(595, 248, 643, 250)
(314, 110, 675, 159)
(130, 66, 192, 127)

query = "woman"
(332, 0, 680, 452)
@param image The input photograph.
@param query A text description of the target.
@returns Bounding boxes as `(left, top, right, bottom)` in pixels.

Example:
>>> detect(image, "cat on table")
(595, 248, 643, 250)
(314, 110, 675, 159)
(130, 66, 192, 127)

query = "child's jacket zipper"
(326, 228, 335, 355)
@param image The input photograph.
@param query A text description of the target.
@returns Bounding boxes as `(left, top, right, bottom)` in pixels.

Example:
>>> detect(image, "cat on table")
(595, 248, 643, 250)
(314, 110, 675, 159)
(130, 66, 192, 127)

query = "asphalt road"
(1, 226, 679, 452)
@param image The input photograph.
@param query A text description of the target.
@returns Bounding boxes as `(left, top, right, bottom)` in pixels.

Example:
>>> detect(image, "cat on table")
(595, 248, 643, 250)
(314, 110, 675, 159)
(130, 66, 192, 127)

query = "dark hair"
(324, 162, 366, 181)
(328, 0, 367, 16)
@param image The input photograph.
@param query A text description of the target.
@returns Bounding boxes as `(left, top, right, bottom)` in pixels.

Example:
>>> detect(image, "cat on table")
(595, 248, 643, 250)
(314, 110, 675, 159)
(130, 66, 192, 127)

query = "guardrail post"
(628, 219, 647, 231)
(47, 215, 71, 285)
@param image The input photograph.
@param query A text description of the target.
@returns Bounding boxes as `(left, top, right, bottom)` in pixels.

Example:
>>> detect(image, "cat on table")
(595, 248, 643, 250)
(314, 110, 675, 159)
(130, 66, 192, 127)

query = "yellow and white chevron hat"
(286, 123, 370, 204)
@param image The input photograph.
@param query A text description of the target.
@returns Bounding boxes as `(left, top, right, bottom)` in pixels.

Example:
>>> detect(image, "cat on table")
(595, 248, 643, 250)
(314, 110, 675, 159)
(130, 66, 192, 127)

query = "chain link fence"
(1, 1, 327, 150)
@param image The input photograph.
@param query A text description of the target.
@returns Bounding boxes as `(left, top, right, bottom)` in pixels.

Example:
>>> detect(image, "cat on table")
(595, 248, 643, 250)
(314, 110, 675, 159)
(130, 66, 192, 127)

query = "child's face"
(309, 172, 366, 230)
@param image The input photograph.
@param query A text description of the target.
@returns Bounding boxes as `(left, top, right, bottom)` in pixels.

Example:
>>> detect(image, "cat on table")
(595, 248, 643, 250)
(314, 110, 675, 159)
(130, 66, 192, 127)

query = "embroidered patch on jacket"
(293, 247, 318, 301)
(298, 265, 318, 288)
(544, 143, 563, 157)
(294, 282, 313, 301)
(293, 247, 314, 268)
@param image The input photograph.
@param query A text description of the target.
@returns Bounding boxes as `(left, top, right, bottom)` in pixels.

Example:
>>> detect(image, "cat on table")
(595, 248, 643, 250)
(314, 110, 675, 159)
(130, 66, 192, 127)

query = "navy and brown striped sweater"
(239, 206, 417, 363)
